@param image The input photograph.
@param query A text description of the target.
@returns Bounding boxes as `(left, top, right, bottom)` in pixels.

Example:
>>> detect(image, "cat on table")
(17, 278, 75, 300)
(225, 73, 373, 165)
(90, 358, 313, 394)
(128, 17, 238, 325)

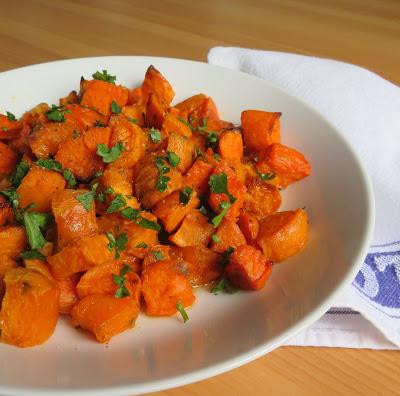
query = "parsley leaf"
(136, 242, 148, 248)
(46, 105, 71, 122)
(222, 246, 235, 265)
(258, 171, 276, 181)
(137, 217, 161, 231)
(176, 300, 189, 323)
(10, 160, 30, 187)
(210, 278, 238, 295)
(97, 142, 124, 163)
(120, 207, 140, 220)
(211, 201, 231, 228)
(112, 264, 132, 298)
(120, 208, 161, 231)
(209, 173, 236, 203)
(21, 250, 45, 260)
(211, 234, 220, 243)
(35, 158, 62, 172)
(110, 101, 121, 114)
(76, 184, 98, 211)
(106, 230, 128, 259)
(23, 211, 51, 250)
(72, 130, 81, 139)
(149, 127, 162, 143)
(63, 169, 77, 188)
(106, 194, 127, 214)
(92, 70, 116, 84)
(152, 250, 164, 261)
(127, 117, 139, 124)
(6, 111, 17, 122)
(155, 157, 171, 192)
(167, 151, 180, 168)
(177, 116, 193, 130)
(179, 186, 193, 206)
(0, 188, 20, 213)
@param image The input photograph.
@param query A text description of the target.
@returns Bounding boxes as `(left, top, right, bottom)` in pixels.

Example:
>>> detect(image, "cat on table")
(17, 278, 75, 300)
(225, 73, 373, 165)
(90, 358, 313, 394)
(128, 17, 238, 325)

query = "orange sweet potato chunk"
(17, 166, 66, 212)
(0, 267, 59, 347)
(256, 143, 311, 188)
(70, 292, 140, 343)
(169, 209, 213, 247)
(140, 65, 175, 107)
(0, 255, 17, 297)
(238, 212, 260, 245)
(57, 275, 79, 314)
(0, 195, 13, 226)
(122, 105, 145, 126)
(63, 104, 108, 130)
(52, 189, 98, 248)
(218, 130, 243, 164)
(0, 114, 22, 140)
(184, 155, 215, 196)
(141, 260, 195, 316)
(80, 79, 129, 116)
(167, 132, 196, 173)
(142, 245, 171, 268)
(47, 234, 114, 280)
(243, 178, 281, 219)
(0, 141, 17, 177)
(241, 110, 281, 152)
(153, 190, 200, 233)
(0, 226, 27, 259)
(175, 94, 207, 115)
(257, 209, 309, 262)
(145, 93, 168, 129)
(210, 219, 246, 254)
(226, 245, 272, 290)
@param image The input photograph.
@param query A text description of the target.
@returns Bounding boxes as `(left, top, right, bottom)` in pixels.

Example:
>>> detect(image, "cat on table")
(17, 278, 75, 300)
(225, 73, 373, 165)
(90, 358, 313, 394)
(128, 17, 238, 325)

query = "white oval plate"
(0, 57, 374, 396)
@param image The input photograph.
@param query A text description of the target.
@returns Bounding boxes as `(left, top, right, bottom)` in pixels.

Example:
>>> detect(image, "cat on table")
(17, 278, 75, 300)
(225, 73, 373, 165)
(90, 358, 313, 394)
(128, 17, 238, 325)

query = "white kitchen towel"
(208, 47, 400, 349)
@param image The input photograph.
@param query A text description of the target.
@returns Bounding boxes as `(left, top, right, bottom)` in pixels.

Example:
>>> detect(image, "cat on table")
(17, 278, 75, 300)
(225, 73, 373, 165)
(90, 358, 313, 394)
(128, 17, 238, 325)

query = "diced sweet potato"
(170, 246, 223, 286)
(52, 189, 98, 248)
(0, 141, 17, 177)
(0, 267, 59, 347)
(108, 115, 147, 169)
(70, 292, 140, 343)
(0, 226, 27, 259)
(24, 259, 54, 280)
(134, 152, 183, 208)
(59, 91, 79, 107)
(256, 143, 311, 188)
(122, 105, 145, 126)
(0, 255, 17, 297)
(17, 166, 66, 212)
(56, 275, 79, 314)
(29, 122, 77, 158)
(238, 212, 260, 245)
(243, 178, 281, 219)
(175, 94, 207, 116)
(145, 93, 168, 129)
(205, 119, 234, 132)
(167, 132, 196, 173)
(218, 130, 243, 164)
(153, 190, 200, 233)
(241, 110, 281, 152)
(162, 110, 192, 138)
(142, 245, 171, 268)
(21, 103, 49, 128)
(0, 114, 22, 140)
(0, 195, 12, 226)
(80, 79, 129, 116)
(47, 234, 114, 279)
(226, 245, 272, 290)
(63, 104, 108, 130)
(76, 260, 141, 299)
(141, 260, 195, 316)
(210, 219, 246, 254)
(191, 97, 219, 121)
(209, 160, 245, 222)
(257, 209, 309, 262)
(169, 209, 213, 247)
(184, 156, 215, 196)
(140, 65, 175, 107)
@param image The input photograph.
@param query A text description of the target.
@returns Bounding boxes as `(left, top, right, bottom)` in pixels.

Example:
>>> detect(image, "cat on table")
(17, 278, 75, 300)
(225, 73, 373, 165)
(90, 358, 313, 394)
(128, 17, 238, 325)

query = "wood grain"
(0, 1, 399, 395)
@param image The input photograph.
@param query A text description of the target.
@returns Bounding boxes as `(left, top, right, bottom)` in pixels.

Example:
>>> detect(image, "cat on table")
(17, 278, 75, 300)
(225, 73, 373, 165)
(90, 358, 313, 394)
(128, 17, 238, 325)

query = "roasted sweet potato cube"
(56, 275, 79, 314)
(256, 143, 311, 188)
(80, 79, 129, 116)
(210, 219, 246, 254)
(175, 94, 207, 115)
(17, 166, 66, 212)
(243, 178, 281, 219)
(153, 189, 200, 233)
(0, 226, 27, 259)
(141, 65, 175, 107)
(145, 93, 168, 129)
(167, 132, 196, 173)
(162, 110, 192, 138)
(0, 114, 22, 140)
(226, 245, 272, 290)
(238, 212, 260, 245)
(24, 259, 54, 280)
(169, 209, 213, 247)
(241, 110, 281, 152)
(0, 195, 13, 226)
(184, 156, 215, 196)
(0, 267, 59, 347)
(141, 260, 195, 316)
(122, 105, 145, 126)
(0, 141, 17, 177)
(63, 104, 108, 130)
(0, 255, 17, 297)
(59, 91, 79, 107)
(257, 209, 309, 262)
(47, 234, 114, 280)
(142, 245, 171, 268)
(108, 115, 147, 169)
(52, 189, 98, 248)
(70, 292, 140, 343)
(209, 160, 245, 222)
(21, 103, 50, 128)
(170, 246, 223, 287)
(191, 97, 219, 121)
(218, 130, 243, 164)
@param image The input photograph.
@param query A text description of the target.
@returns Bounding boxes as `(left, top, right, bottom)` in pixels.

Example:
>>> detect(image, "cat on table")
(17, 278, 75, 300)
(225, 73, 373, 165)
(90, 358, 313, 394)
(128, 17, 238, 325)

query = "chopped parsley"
(46, 105, 71, 122)
(106, 194, 127, 214)
(21, 250, 45, 260)
(23, 211, 51, 250)
(167, 151, 180, 168)
(176, 300, 189, 323)
(35, 158, 62, 172)
(97, 142, 124, 163)
(152, 250, 164, 261)
(6, 111, 17, 122)
(110, 101, 121, 114)
(211, 201, 231, 228)
(149, 127, 162, 143)
(75, 184, 98, 211)
(211, 234, 220, 243)
(127, 117, 139, 124)
(177, 116, 193, 130)
(72, 130, 81, 139)
(92, 70, 116, 84)
(10, 160, 30, 187)
(120, 207, 161, 231)
(258, 171, 276, 181)
(209, 173, 236, 204)
(62, 169, 77, 188)
(210, 278, 238, 295)
(155, 157, 171, 192)
(136, 242, 148, 248)
(179, 186, 193, 206)
(106, 230, 128, 259)
(112, 264, 132, 298)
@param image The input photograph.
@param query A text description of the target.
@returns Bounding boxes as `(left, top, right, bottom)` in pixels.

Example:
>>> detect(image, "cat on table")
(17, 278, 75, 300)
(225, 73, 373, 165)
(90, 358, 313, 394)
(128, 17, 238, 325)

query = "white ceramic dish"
(0, 56, 374, 396)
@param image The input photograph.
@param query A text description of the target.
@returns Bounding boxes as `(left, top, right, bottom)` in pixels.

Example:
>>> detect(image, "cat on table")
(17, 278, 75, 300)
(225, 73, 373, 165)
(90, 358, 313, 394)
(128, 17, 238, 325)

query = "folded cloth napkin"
(208, 47, 400, 349)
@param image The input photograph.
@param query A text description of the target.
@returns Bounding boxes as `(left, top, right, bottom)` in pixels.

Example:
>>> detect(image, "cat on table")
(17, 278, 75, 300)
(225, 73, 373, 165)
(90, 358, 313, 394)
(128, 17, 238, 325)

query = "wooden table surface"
(1, 1, 399, 395)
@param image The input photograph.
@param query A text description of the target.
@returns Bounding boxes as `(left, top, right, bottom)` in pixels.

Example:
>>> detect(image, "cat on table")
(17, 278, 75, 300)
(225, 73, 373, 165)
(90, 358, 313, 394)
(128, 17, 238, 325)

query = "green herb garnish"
(176, 300, 189, 323)
(258, 171, 276, 181)
(97, 142, 124, 163)
(177, 116, 193, 130)
(106, 194, 127, 214)
(112, 264, 132, 298)
(179, 186, 193, 206)
(106, 230, 128, 259)
(152, 250, 164, 261)
(110, 101, 121, 114)
(149, 127, 162, 143)
(211, 234, 220, 243)
(210, 278, 238, 295)
(6, 111, 17, 121)
(23, 211, 51, 250)
(46, 105, 71, 122)
(155, 157, 171, 192)
(209, 173, 236, 203)
(35, 158, 62, 172)
(10, 160, 30, 187)
(63, 169, 77, 188)
(92, 70, 116, 84)
(167, 151, 180, 168)
(75, 184, 98, 211)
(136, 242, 148, 248)
(120, 208, 161, 231)
(21, 250, 45, 260)
(211, 201, 231, 228)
